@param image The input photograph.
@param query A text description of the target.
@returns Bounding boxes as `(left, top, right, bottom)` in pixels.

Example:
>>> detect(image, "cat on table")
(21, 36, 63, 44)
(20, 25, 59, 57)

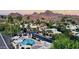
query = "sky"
(0, 10, 79, 15)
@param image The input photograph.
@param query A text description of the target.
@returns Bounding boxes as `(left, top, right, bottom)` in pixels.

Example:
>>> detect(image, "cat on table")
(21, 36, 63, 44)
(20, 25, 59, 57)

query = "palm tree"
(27, 16, 30, 20)
(36, 19, 41, 24)
(16, 16, 22, 21)
(8, 16, 14, 23)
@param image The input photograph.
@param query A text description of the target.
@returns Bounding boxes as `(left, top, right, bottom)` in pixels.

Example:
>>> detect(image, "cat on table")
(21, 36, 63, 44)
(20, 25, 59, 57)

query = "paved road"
(2, 35, 14, 49)
(0, 33, 9, 49)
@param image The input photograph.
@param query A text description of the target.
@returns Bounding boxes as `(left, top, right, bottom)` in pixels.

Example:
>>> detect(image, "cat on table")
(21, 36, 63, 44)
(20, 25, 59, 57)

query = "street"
(0, 33, 8, 49)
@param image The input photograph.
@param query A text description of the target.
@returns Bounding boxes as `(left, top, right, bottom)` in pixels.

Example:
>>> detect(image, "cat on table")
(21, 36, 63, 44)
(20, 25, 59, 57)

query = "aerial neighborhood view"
(0, 10, 79, 49)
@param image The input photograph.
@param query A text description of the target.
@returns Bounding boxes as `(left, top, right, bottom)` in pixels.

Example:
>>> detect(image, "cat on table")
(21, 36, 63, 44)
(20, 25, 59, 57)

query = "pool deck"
(11, 31, 52, 49)
(32, 41, 51, 49)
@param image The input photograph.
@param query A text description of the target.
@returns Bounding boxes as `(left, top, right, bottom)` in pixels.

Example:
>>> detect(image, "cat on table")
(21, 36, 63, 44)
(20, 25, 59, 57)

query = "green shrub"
(51, 34, 79, 49)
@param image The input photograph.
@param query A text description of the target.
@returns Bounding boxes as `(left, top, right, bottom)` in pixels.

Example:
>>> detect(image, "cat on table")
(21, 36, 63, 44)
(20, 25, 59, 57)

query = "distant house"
(30, 25, 38, 29)
(20, 24, 28, 28)
(66, 24, 77, 30)
(66, 24, 79, 37)
(45, 28, 61, 34)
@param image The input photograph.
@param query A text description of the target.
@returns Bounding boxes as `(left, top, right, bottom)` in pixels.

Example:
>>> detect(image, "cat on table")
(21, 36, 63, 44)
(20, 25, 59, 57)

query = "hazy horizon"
(0, 10, 79, 15)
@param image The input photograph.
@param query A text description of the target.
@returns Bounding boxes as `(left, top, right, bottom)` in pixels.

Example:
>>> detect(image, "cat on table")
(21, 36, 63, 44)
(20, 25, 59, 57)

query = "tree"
(51, 34, 71, 49)
(16, 16, 22, 21)
(27, 23, 31, 31)
(41, 17, 45, 20)
(0, 23, 5, 31)
(8, 16, 14, 23)
(50, 34, 79, 49)
(2, 23, 21, 36)
(61, 16, 66, 22)
(71, 21, 76, 24)
(45, 21, 53, 28)
(27, 16, 30, 20)
(36, 19, 41, 24)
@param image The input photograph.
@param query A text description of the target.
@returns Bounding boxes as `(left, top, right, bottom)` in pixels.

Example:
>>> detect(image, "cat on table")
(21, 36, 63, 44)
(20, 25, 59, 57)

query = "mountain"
(8, 13, 22, 17)
(24, 10, 63, 21)
(7, 10, 79, 23)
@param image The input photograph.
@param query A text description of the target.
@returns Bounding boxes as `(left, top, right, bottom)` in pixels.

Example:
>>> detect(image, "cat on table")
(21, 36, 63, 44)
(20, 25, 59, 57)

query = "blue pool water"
(26, 31, 52, 43)
(20, 38, 35, 46)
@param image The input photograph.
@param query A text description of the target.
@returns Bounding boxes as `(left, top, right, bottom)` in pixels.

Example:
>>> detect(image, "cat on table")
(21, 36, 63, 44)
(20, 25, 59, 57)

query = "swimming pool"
(26, 31, 52, 43)
(20, 38, 36, 46)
